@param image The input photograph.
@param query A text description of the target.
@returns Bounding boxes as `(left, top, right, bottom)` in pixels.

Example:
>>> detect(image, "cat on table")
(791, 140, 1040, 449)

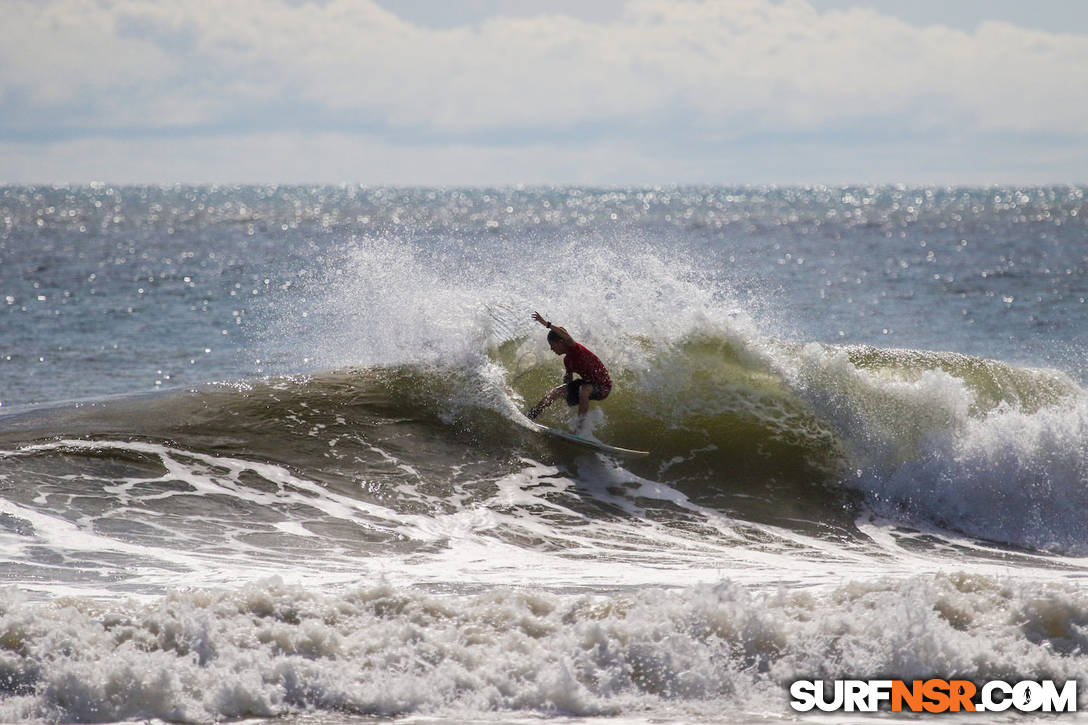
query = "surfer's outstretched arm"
(527, 384, 567, 420)
(532, 311, 575, 345)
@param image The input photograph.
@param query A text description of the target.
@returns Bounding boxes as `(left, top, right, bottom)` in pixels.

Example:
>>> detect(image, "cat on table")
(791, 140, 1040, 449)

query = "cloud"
(3, 0, 1087, 138)
(1, 0, 1086, 183)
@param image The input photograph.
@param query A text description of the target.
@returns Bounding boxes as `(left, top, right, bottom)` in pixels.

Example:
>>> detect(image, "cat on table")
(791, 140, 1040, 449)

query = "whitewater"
(0, 184, 1087, 723)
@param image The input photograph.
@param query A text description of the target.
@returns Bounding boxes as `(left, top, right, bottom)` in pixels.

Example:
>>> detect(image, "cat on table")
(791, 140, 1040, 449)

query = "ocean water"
(1, 184, 1087, 723)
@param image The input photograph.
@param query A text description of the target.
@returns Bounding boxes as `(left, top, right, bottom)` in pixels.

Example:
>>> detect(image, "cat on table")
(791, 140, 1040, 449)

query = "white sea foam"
(0, 575, 1085, 723)
(868, 395, 1088, 554)
(0, 438, 876, 597)
(785, 342, 1088, 555)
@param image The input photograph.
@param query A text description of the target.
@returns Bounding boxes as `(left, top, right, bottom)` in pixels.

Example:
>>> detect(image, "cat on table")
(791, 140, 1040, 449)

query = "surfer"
(526, 312, 612, 421)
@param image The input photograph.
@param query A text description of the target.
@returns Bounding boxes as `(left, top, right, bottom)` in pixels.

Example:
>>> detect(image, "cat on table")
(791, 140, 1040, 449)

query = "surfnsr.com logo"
(790, 679, 1078, 713)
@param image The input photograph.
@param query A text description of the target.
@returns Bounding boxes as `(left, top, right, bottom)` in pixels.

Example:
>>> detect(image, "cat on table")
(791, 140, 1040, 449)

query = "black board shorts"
(565, 379, 611, 406)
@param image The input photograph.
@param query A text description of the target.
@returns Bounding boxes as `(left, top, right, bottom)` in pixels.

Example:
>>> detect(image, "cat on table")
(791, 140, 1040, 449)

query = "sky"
(2, 0, 1087, 186)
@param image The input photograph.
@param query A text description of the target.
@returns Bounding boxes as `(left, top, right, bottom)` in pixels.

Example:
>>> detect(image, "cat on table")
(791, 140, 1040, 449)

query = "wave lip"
(785, 343, 1088, 555)
(860, 395, 1088, 555)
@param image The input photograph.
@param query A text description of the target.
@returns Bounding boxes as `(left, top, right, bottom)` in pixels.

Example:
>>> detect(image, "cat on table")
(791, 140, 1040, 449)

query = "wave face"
(2, 326, 1084, 562)
(1, 185, 1088, 722)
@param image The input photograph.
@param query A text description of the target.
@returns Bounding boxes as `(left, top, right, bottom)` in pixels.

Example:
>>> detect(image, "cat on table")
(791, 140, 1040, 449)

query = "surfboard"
(527, 420, 649, 456)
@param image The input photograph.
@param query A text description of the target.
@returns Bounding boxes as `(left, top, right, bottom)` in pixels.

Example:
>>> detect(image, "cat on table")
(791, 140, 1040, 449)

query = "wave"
(0, 575, 1084, 722)
(786, 342, 1088, 554)
(2, 320, 1086, 556)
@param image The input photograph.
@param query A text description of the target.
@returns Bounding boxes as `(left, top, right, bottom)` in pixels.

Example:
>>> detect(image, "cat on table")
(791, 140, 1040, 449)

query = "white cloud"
(1, 0, 1086, 182)
(0, 0, 175, 108)
(4, 0, 1087, 134)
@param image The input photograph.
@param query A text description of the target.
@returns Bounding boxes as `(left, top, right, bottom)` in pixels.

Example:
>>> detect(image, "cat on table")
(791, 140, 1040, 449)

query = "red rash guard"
(564, 343, 612, 393)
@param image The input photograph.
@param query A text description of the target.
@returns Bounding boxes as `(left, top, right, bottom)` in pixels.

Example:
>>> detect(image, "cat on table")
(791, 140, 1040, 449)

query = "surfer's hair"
(547, 330, 561, 343)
